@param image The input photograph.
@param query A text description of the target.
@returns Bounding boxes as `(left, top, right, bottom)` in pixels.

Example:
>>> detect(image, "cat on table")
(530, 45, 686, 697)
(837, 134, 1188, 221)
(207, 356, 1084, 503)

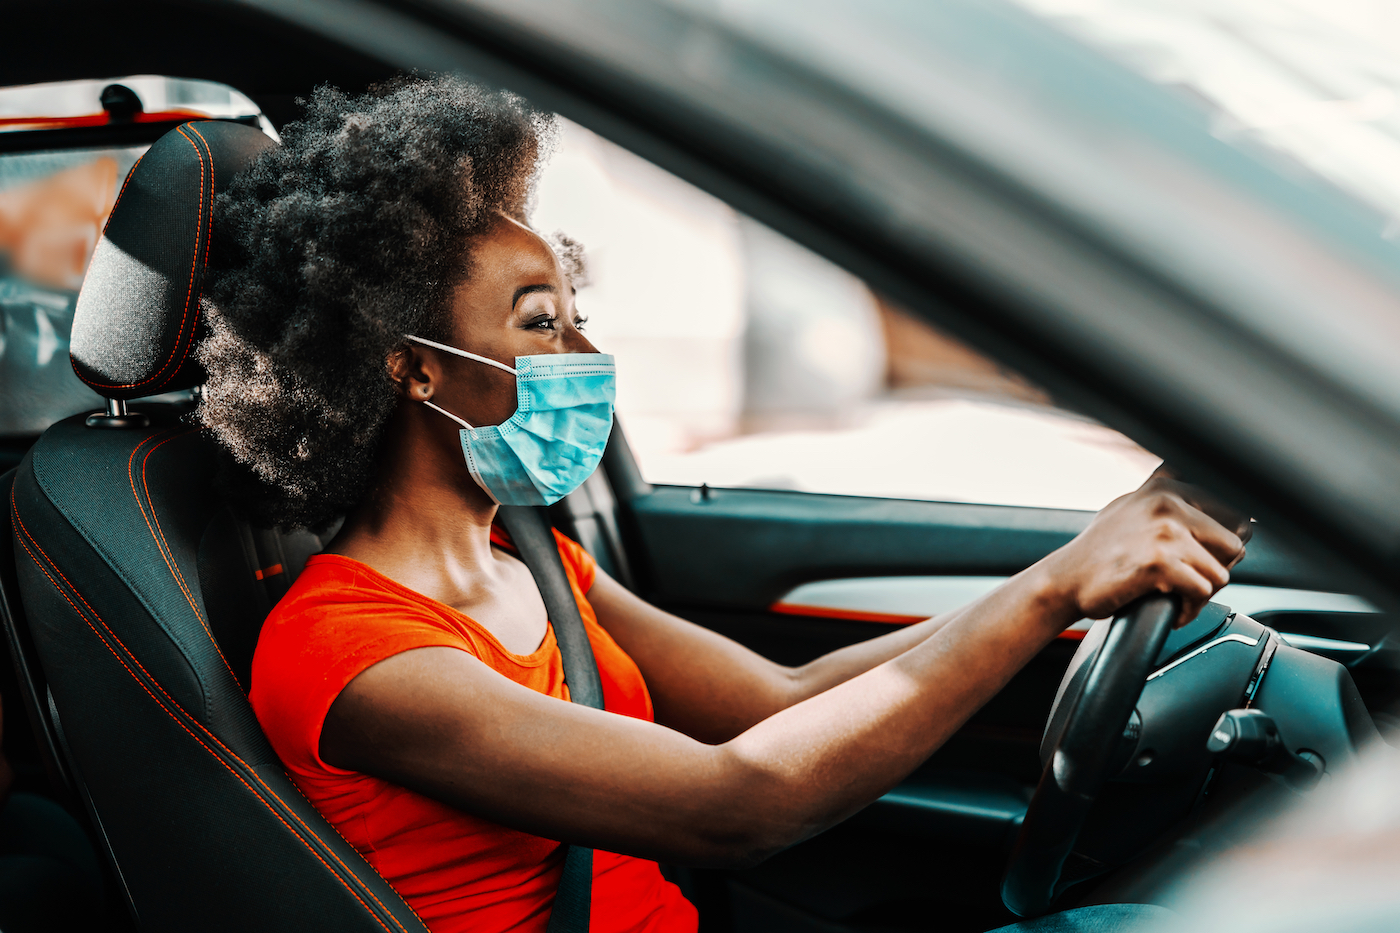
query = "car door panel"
(592, 485, 1088, 931)
(623, 486, 1328, 609)
(613, 482, 1340, 792)
(626, 486, 1090, 607)
(570, 470, 1356, 931)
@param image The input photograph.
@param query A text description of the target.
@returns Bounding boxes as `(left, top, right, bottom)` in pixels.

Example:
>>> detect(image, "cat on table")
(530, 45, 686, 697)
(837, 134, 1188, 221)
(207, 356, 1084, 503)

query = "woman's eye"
(574, 315, 588, 332)
(528, 315, 557, 331)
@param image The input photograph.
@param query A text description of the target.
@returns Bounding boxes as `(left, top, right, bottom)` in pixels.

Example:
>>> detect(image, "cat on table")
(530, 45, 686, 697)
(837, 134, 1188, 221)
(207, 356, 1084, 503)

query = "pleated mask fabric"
(407, 336, 616, 506)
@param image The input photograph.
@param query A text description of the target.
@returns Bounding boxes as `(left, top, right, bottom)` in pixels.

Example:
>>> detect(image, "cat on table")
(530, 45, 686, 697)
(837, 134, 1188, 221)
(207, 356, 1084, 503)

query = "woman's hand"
(321, 471, 1253, 868)
(1042, 469, 1251, 627)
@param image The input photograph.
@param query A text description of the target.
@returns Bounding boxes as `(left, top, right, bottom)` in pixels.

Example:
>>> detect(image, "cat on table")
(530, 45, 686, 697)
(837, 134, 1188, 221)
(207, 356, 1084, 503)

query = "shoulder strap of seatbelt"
(495, 505, 603, 933)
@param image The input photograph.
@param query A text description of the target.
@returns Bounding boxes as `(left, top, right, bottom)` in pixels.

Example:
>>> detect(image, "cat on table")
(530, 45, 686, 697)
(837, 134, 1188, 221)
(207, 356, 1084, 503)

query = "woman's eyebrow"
(512, 283, 557, 307)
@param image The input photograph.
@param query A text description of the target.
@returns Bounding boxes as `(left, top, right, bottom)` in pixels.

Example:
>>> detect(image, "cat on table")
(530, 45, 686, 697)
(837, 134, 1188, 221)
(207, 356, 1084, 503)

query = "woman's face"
(404, 213, 597, 428)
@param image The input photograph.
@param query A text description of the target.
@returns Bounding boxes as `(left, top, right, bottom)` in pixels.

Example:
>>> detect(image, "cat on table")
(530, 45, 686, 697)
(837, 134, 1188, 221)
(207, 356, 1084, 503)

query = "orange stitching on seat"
(12, 488, 416, 933)
(138, 431, 240, 683)
(142, 433, 202, 608)
(14, 532, 390, 930)
(82, 126, 206, 391)
(181, 123, 217, 375)
(127, 430, 239, 685)
(274, 773, 432, 930)
(15, 501, 211, 734)
(13, 491, 133, 646)
(130, 431, 198, 611)
(121, 430, 239, 687)
(10, 491, 413, 933)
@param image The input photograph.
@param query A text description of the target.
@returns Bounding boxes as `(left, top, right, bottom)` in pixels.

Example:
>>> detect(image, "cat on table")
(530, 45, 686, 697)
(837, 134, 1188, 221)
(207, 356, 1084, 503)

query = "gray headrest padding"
(71, 121, 275, 400)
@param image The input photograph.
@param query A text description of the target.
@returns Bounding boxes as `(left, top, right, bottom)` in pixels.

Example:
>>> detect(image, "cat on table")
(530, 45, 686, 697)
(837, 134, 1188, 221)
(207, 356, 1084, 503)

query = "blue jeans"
(989, 904, 1176, 932)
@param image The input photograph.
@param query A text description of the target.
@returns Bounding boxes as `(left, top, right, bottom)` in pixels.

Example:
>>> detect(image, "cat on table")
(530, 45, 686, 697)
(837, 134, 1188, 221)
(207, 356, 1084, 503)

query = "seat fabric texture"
(9, 120, 429, 933)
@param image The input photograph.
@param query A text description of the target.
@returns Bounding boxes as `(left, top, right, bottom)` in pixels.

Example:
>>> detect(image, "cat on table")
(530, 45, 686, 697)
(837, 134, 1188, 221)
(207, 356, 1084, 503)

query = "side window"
(0, 147, 137, 434)
(0, 76, 271, 449)
(534, 121, 1160, 511)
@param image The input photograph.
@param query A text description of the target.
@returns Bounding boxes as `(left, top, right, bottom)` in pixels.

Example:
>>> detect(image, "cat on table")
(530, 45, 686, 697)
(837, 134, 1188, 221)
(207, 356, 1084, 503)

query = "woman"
(200, 77, 1246, 933)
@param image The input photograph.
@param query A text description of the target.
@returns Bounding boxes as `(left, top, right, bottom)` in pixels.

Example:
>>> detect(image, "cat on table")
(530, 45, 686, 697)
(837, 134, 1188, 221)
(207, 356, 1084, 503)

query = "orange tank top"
(250, 527, 698, 933)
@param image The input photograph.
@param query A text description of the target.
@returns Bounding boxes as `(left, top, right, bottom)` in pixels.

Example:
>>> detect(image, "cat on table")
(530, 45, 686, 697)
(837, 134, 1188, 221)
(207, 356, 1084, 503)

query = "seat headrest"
(71, 121, 276, 400)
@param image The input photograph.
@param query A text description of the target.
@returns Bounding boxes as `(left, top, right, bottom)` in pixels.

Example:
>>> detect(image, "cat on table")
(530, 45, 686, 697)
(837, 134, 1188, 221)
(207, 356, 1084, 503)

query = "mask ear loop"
(422, 400, 473, 430)
(406, 334, 518, 375)
(405, 334, 507, 503)
(420, 399, 501, 504)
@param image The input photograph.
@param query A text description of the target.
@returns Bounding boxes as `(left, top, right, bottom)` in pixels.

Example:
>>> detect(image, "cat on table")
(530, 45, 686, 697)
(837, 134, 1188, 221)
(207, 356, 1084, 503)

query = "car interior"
(1, 4, 1398, 933)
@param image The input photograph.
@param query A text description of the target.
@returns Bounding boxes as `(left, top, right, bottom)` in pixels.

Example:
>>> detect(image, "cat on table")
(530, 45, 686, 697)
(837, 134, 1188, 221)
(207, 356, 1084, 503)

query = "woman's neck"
(324, 399, 504, 598)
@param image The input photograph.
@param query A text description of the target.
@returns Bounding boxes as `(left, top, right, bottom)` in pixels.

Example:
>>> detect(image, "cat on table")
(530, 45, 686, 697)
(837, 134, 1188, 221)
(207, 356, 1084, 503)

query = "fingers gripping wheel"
(1001, 595, 1179, 918)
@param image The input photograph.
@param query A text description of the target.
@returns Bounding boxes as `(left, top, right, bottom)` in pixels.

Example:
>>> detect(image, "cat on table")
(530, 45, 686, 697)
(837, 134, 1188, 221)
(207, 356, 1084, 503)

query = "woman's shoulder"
(251, 554, 469, 697)
(249, 554, 477, 771)
(262, 554, 421, 632)
(550, 528, 598, 592)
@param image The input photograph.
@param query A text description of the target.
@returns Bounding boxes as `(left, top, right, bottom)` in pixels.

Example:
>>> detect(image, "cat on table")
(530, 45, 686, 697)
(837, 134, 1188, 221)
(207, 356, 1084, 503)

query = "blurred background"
(10, 0, 1400, 513)
(0, 77, 266, 437)
(531, 118, 1162, 510)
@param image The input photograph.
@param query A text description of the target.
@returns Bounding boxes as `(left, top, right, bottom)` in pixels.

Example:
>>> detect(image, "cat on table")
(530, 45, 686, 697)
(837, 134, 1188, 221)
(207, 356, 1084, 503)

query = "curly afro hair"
(197, 75, 559, 529)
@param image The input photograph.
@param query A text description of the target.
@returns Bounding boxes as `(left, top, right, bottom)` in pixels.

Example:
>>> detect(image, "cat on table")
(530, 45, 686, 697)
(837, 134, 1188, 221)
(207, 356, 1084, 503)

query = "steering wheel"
(1001, 594, 1179, 918)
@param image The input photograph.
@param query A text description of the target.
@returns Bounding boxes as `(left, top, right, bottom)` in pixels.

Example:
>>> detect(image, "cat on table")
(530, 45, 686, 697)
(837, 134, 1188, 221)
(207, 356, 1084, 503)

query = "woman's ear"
(387, 345, 436, 400)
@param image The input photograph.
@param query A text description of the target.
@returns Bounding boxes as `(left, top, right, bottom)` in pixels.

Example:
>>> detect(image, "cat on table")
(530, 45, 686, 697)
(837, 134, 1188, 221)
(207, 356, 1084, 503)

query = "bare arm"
(586, 573, 963, 744)
(320, 475, 1248, 868)
(323, 561, 1071, 868)
(587, 472, 1251, 745)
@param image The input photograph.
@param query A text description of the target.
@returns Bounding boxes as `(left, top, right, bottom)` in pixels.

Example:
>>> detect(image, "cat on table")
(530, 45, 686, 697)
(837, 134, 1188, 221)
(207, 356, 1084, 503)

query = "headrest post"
(85, 398, 150, 431)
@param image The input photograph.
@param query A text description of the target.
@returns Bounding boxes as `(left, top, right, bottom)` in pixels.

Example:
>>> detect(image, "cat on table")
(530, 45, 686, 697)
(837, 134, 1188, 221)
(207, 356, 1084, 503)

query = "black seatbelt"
(496, 505, 603, 933)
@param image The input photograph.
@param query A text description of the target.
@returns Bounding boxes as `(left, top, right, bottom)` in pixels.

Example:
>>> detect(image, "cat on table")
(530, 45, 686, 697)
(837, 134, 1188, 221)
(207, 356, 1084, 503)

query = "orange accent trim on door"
(769, 602, 927, 625)
(770, 600, 1090, 640)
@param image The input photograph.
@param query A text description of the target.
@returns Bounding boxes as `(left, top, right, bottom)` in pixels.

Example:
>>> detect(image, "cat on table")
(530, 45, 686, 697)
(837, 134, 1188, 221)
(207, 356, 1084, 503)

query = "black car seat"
(6, 121, 429, 932)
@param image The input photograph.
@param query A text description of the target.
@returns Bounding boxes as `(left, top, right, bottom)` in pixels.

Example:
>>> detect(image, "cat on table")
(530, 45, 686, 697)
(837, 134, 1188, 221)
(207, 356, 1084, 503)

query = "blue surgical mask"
(406, 335, 616, 506)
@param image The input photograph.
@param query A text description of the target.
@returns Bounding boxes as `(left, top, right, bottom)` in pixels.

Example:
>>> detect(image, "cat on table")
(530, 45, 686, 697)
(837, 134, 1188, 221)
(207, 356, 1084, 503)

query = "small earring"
(419, 387, 430, 397)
